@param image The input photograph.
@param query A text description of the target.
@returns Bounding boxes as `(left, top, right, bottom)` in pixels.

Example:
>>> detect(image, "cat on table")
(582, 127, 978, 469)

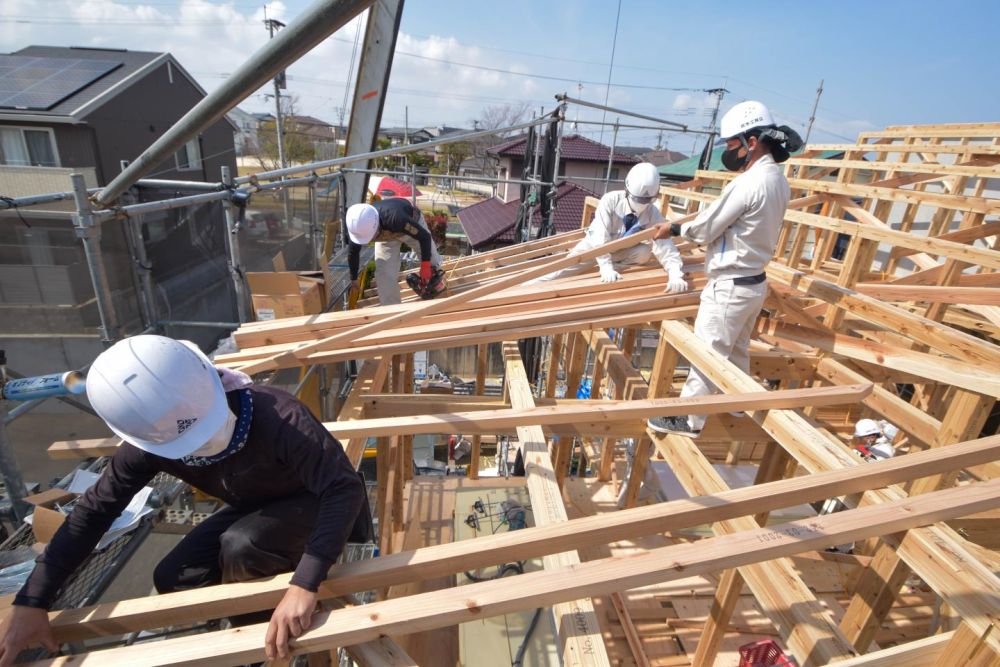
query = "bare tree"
(253, 95, 315, 171)
(469, 103, 533, 177)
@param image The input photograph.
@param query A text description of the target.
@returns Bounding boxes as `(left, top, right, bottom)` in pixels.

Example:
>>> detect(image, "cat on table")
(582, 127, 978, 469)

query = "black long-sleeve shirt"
(15, 385, 365, 609)
(348, 198, 432, 279)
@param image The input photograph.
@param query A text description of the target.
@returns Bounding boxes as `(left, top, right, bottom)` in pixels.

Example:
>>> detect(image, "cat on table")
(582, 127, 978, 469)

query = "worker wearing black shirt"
(346, 198, 443, 305)
(0, 336, 369, 664)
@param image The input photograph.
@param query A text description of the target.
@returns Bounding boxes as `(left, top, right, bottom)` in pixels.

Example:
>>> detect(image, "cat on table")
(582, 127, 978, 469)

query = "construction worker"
(0, 335, 370, 664)
(531, 162, 687, 292)
(347, 198, 444, 306)
(853, 418, 898, 461)
(647, 101, 802, 437)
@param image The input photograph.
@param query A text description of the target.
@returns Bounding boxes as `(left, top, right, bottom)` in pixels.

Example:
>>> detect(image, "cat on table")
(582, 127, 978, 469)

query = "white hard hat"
(624, 162, 660, 201)
(853, 418, 882, 438)
(346, 203, 380, 245)
(719, 101, 775, 140)
(86, 335, 230, 460)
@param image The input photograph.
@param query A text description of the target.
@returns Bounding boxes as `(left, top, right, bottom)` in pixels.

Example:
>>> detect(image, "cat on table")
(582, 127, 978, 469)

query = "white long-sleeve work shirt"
(583, 190, 683, 275)
(679, 153, 790, 281)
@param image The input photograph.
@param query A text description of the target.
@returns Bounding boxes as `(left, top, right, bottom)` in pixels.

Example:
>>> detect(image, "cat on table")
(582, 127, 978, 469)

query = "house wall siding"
(85, 61, 236, 183)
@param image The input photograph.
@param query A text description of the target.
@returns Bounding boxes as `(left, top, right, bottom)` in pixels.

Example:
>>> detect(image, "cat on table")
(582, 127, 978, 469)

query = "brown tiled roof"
(457, 182, 597, 249)
(488, 134, 639, 164)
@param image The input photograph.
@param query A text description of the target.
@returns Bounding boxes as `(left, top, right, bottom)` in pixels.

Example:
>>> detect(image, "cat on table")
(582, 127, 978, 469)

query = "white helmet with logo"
(853, 418, 882, 438)
(624, 162, 660, 202)
(720, 101, 776, 140)
(86, 335, 230, 460)
(346, 203, 380, 245)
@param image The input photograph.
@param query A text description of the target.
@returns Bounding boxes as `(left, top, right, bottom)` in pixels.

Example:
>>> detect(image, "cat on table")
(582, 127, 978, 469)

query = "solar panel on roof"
(0, 56, 122, 111)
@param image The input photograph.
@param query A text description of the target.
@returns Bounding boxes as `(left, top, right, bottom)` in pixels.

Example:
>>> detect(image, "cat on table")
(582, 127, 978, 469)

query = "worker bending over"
(532, 162, 687, 293)
(347, 198, 445, 305)
(648, 101, 802, 437)
(0, 335, 369, 664)
(853, 418, 898, 461)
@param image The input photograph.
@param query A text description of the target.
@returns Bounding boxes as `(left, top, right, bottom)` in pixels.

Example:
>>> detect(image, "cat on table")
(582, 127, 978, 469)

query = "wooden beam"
(32, 479, 1000, 666)
(242, 215, 697, 374)
(341, 357, 390, 468)
(41, 434, 1000, 644)
(650, 430, 856, 666)
(501, 341, 611, 666)
(767, 263, 1000, 368)
(826, 631, 952, 667)
(322, 384, 872, 440)
(660, 319, 1000, 655)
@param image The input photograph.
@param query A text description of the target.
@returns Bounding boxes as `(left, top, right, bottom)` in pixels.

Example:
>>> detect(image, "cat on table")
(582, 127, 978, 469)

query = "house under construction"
(1, 1, 1000, 666)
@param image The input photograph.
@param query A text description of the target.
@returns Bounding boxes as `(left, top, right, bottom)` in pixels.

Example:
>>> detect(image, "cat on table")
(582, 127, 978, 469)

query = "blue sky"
(2, 0, 998, 154)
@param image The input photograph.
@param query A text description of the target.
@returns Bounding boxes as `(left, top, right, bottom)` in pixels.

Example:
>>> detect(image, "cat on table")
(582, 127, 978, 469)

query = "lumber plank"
(660, 319, 1000, 655)
(241, 214, 697, 374)
(47, 437, 120, 460)
(39, 434, 1000, 644)
(321, 384, 872, 439)
(30, 478, 1000, 666)
(501, 341, 611, 666)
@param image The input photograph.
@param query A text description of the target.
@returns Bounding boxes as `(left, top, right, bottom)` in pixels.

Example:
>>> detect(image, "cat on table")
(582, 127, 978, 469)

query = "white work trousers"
(680, 278, 767, 430)
(534, 240, 659, 282)
(373, 212, 443, 306)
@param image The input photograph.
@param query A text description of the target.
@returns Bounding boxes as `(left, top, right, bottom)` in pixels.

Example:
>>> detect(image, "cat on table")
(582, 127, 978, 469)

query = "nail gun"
(405, 266, 447, 300)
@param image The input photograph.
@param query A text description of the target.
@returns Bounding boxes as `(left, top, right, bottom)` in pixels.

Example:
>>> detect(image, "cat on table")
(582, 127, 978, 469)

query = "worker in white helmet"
(648, 101, 802, 437)
(531, 162, 687, 292)
(346, 198, 444, 306)
(853, 418, 898, 461)
(0, 336, 370, 663)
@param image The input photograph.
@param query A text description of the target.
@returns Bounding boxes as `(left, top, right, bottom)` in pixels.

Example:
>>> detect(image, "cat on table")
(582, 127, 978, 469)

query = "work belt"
(732, 272, 767, 285)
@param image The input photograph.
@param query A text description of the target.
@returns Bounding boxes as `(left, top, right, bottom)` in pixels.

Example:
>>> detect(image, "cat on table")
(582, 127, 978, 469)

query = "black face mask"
(721, 144, 749, 171)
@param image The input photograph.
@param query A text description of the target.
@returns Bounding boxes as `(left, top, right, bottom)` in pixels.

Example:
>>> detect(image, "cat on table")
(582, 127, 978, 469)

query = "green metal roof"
(659, 147, 844, 180)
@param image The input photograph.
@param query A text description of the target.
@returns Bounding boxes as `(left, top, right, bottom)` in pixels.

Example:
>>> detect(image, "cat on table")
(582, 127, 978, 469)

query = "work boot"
(647, 416, 700, 438)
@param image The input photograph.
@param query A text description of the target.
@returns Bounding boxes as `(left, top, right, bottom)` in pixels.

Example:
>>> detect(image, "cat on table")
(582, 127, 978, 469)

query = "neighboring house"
(284, 114, 344, 161)
(0, 45, 236, 193)
(227, 107, 260, 156)
(634, 148, 688, 167)
(488, 134, 638, 201)
(457, 181, 596, 251)
(379, 126, 432, 147)
(0, 45, 238, 372)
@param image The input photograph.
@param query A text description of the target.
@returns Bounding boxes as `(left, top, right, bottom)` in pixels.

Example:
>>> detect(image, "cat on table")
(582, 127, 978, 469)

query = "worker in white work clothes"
(531, 162, 687, 292)
(0, 335, 371, 665)
(852, 418, 898, 461)
(347, 198, 444, 306)
(647, 101, 802, 437)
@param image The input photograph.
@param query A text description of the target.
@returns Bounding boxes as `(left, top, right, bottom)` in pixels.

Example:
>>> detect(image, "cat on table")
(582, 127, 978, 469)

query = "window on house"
(609, 168, 620, 181)
(175, 138, 202, 170)
(0, 127, 59, 167)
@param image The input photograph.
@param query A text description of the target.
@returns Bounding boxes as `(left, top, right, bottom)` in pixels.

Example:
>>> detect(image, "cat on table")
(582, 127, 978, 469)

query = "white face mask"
(628, 197, 651, 215)
(187, 407, 237, 459)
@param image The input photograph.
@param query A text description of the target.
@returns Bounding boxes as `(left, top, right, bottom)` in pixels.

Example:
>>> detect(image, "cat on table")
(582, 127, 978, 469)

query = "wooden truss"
(43, 122, 1000, 666)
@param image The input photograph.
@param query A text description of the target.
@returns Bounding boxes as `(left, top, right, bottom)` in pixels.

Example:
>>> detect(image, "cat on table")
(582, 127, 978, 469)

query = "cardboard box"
(25, 489, 77, 544)
(246, 272, 324, 321)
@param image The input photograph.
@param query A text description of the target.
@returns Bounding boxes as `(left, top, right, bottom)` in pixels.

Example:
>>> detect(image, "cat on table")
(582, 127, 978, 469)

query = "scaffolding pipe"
(94, 0, 375, 206)
(221, 165, 250, 324)
(236, 115, 555, 184)
(158, 320, 241, 329)
(555, 93, 690, 131)
(340, 168, 550, 188)
(72, 174, 121, 343)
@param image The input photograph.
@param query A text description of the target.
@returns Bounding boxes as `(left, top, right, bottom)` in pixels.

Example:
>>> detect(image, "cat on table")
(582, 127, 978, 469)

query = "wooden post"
(468, 343, 488, 479)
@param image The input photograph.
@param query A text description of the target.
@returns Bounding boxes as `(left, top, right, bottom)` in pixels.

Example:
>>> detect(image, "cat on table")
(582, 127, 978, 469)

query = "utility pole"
(403, 105, 409, 170)
(266, 16, 294, 228)
(698, 87, 727, 171)
(804, 79, 825, 145)
(573, 82, 582, 130)
(656, 130, 663, 151)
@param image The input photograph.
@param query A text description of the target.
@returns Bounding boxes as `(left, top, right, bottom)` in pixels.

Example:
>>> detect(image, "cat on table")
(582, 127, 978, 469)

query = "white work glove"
(664, 271, 688, 293)
(599, 264, 622, 283)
